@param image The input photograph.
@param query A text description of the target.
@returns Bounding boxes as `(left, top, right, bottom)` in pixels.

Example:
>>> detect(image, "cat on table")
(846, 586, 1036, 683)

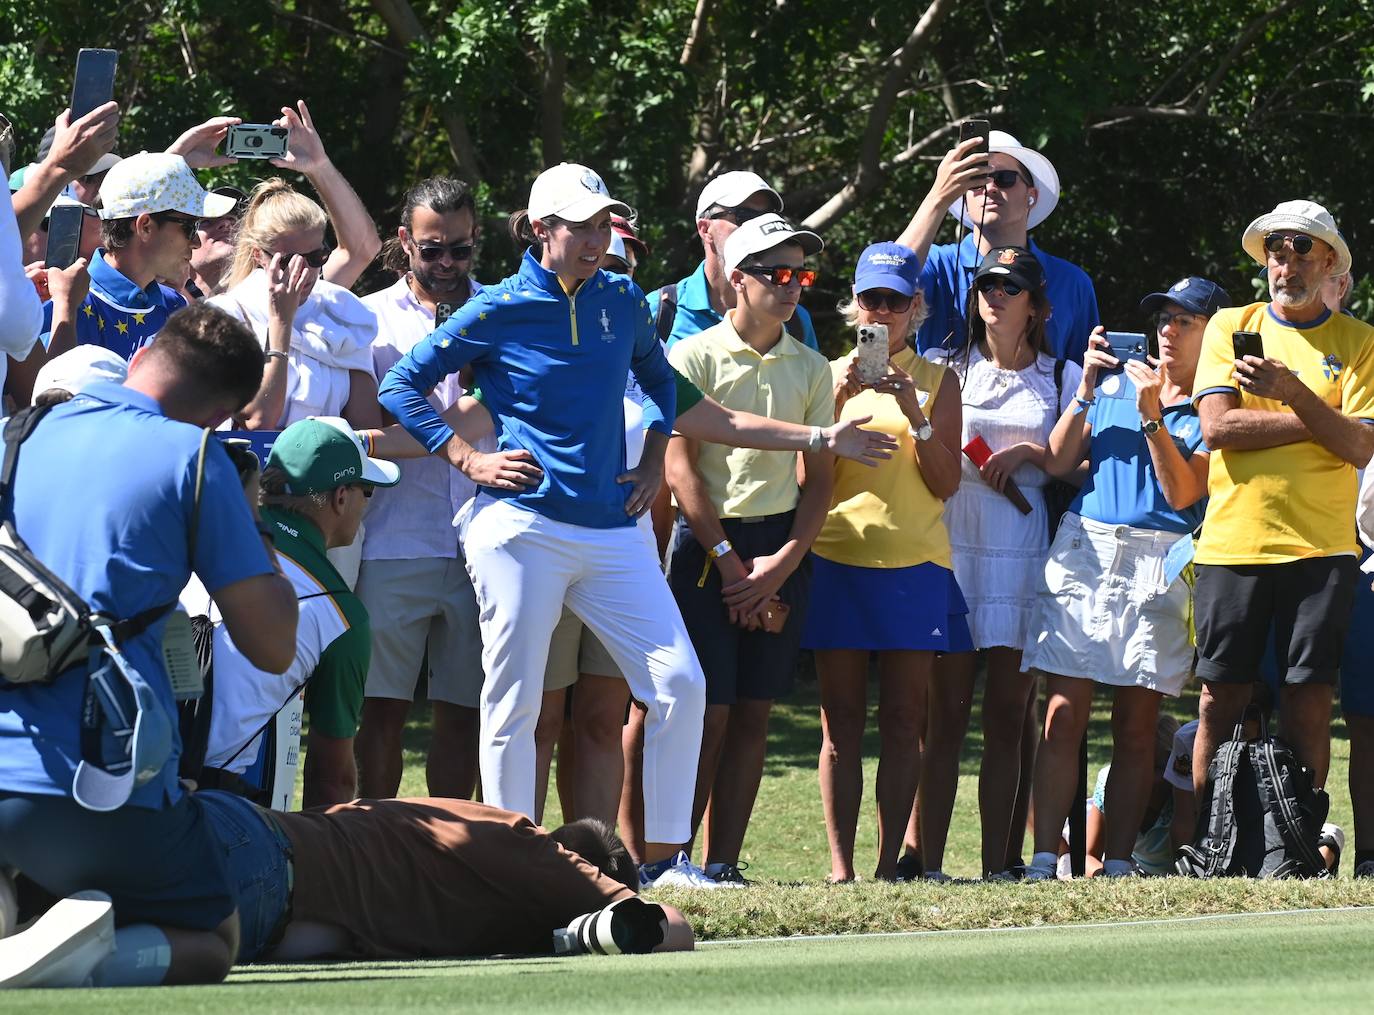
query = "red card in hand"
(961, 435, 1032, 515)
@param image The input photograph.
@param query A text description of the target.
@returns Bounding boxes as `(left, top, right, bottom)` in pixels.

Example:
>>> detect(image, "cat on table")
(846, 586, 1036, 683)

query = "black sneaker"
(1317, 823, 1345, 876)
(1354, 859, 1374, 879)
(893, 854, 923, 883)
(710, 861, 753, 886)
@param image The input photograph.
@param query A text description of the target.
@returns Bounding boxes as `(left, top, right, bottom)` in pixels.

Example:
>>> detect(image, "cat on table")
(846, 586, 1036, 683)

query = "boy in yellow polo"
(1191, 200, 1374, 798)
(663, 215, 833, 886)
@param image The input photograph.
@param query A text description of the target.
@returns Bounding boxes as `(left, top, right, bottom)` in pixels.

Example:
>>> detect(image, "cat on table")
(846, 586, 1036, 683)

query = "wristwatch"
(912, 421, 933, 442)
(1142, 419, 1166, 435)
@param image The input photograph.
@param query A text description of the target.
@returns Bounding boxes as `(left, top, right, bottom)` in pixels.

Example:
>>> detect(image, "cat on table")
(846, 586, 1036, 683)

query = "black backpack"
(1176, 708, 1330, 879)
(652, 283, 805, 345)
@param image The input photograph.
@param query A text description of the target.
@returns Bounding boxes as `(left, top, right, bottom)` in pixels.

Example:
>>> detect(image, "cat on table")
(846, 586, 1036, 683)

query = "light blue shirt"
(913, 236, 1099, 364)
(1071, 380, 1209, 534)
(0, 383, 273, 808)
(650, 261, 820, 352)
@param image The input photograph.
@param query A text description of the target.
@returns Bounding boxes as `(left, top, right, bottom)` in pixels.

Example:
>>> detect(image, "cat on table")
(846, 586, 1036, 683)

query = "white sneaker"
(0, 891, 114, 989)
(640, 851, 738, 890)
(0, 871, 16, 941)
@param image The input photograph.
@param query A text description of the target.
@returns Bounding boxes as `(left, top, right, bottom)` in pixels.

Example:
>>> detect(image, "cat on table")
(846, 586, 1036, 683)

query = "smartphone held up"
(226, 124, 289, 160)
(70, 49, 118, 120)
(855, 323, 890, 384)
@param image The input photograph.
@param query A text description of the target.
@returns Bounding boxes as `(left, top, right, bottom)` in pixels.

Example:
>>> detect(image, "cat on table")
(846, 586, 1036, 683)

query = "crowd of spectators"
(2, 87, 1373, 988)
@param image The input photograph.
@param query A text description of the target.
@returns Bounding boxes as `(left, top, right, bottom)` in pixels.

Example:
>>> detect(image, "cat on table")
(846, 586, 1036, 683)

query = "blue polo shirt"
(649, 261, 820, 352)
(1071, 382, 1209, 534)
(913, 236, 1099, 364)
(40, 248, 187, 360)
(0, 382, 274, 808)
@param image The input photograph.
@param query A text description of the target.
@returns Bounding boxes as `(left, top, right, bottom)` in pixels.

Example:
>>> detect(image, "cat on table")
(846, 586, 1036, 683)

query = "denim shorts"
(196, 789, 292, 961)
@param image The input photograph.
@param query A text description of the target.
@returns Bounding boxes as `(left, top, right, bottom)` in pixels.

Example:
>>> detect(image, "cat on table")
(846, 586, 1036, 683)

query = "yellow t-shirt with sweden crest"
(811, 347, 953, 570)
(1192, 303, 1374, 565)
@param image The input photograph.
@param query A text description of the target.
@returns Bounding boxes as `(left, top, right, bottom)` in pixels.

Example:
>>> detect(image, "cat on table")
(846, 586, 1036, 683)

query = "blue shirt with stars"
(649, 260, 820, 353)
(41, 248, 186, 360)
(380, 251, 677, 530)
(1071, 379, 1209, 533)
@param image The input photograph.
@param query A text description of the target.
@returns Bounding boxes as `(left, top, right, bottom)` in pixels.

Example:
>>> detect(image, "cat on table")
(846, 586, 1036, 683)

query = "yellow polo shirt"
(668, 311, 833, 518)
(1192, 303, 1374, 564)
(812, 347, 953, 569)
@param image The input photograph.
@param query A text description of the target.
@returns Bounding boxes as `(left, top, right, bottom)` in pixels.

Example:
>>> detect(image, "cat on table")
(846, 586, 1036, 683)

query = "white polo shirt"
(361, 276, 488, 561)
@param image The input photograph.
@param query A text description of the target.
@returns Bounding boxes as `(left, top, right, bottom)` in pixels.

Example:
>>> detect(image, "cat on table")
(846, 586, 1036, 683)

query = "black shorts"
(667, 511, 810, 706)
(1194, 557, 1359, 686)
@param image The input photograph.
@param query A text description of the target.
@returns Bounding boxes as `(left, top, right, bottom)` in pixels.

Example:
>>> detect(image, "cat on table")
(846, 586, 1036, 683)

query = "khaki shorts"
(543, 606, 624, 691)
(356, 552, 485, 707)
(1023, 513, 1194, 697)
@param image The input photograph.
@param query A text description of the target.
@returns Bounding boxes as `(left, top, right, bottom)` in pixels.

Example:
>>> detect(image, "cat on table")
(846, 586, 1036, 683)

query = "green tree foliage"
(4, 0, 1372, 347)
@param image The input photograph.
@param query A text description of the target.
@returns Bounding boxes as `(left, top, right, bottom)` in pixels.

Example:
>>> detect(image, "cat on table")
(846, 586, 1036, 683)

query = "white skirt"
(1023, 513, 1193, 696)
(943, 478, 1050, 653)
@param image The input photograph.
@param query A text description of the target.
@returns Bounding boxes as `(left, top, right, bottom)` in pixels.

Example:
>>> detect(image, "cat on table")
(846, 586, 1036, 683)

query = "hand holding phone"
(226, 124, 289, 160)
(855, 323, 890, 384)
(1231, 330, 1263, 362)
(958, 119, 991, 174)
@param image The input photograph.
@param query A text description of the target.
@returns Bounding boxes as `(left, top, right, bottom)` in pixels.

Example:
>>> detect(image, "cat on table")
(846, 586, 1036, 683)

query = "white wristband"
(709, 539, 734, 559)
(807, 425, 824, 452)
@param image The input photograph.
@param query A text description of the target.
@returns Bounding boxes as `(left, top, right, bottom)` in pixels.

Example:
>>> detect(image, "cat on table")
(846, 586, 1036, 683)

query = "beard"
(412, 260, 470, 300)
(1271, 273, 1316, 310)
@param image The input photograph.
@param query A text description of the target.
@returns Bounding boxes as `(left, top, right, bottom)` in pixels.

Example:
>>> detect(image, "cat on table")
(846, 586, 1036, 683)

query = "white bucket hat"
(1242, 200, 1351, 276)
(948, 130, 1060, 231)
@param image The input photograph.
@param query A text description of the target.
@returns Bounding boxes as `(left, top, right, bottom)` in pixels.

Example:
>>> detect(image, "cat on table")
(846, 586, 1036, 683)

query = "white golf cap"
(948, 129, 1061, 230)
(33, 346, 127, 397)
(1242, 200, 1351, 276)
(723, 213, 823, 273)
(695, 171, 783, 220)
(528, 163, 631, 223)
(97, 152, 238, 221)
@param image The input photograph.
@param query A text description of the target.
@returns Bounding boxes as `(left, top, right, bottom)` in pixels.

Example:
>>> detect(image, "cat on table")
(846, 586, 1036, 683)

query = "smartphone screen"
(1232, 330, 1263, 361)
(958, 119, 991, 170)
(70, 49, 118, 121)
(45, 205, 85, 270)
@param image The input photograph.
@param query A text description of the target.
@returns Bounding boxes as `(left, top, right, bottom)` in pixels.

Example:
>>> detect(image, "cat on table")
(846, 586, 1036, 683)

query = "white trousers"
(460, 496, 705, 844)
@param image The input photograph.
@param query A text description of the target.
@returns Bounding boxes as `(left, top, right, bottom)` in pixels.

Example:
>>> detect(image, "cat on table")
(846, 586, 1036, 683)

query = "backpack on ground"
(1176, 706, 1330, 879)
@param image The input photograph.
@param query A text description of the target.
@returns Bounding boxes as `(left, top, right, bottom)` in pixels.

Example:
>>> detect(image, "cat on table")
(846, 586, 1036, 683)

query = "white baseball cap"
(97, 152, 238, 221)
(528, 163, 630, 223)
(695, 170, 783, 221)
(1242, 200, 1352, 276)
(723, 213, 823, 273)
(948, 130, 1061, 231)
(33, 346, 128, 397)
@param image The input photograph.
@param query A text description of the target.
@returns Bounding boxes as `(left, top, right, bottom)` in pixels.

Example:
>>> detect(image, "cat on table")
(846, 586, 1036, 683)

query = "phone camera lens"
(246, 135, 263, 148)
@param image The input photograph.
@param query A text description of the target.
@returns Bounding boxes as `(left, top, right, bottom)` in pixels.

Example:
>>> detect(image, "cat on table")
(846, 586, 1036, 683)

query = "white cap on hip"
(695, 171, 783, 221)
(528, 164, 631, 223)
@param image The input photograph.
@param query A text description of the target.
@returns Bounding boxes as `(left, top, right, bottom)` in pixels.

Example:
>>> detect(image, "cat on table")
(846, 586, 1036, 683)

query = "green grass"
(19, 909, 1374, 1013)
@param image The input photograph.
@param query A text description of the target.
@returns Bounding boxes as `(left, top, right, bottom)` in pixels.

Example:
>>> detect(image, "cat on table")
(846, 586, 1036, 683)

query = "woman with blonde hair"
(208, 177, 381, 431)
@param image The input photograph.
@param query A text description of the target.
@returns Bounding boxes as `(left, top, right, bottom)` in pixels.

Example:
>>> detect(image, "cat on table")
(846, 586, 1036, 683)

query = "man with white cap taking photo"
(41, 152, 237, 361)
(651, 170, 820, 352)
(1189, 200, 1374, 802)
(896, 129, 1099, 363)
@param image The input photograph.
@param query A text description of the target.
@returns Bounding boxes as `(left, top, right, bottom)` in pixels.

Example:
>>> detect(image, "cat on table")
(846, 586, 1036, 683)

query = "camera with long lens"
(552, 897, 666, 956)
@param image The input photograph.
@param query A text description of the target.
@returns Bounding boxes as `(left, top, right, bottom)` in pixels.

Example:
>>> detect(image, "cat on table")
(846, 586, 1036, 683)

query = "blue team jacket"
(379, 250, 676, 530)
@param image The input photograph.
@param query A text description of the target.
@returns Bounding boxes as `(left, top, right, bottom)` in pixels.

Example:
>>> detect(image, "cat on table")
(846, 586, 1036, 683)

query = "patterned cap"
(97, 152, 237, 221)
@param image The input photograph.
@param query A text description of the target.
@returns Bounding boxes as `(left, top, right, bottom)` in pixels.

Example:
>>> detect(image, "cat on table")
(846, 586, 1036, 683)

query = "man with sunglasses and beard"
(1189, 201, 1374, 814)
(41, 153, 236, 362)
(664, 214, 833, 885)
(354, 177, 490, 802)
(650, 171, 820, 352)
(896, 129, 1099, 364)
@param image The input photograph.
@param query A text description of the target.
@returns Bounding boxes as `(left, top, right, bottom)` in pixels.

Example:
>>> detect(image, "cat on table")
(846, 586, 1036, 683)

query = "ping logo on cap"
(582, 170, 607, 195)
(997, 248, 1018, 265)
(760, 219, 794, 236)
(334, 466, 358, 482)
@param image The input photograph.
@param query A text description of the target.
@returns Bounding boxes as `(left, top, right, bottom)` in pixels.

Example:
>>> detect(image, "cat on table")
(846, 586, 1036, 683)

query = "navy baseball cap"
(1139, 277, 1230, 318)
(853, 242, 922, 297)
(973, 245, 1045, 292)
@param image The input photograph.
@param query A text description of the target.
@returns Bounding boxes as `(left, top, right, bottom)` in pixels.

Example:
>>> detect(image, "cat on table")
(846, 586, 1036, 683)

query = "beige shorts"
(1023, 513, 1194, 697)
(543, 606, 625, 691)
(356, 552, 485, 707)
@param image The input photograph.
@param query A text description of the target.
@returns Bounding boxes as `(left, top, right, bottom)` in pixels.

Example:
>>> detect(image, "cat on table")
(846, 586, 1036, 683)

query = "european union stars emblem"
(1322, 354, 1344, 381)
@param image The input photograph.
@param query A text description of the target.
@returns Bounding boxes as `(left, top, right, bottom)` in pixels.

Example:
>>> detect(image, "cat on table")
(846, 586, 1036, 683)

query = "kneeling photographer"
(0, 303, 298, 989)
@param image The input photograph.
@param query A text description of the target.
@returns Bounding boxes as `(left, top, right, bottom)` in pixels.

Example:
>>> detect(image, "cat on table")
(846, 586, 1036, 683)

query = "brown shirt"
(275, 797, 635, 958)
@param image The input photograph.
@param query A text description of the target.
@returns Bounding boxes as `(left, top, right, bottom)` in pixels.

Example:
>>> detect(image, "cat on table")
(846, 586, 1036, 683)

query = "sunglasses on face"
(708, 205, 769, 226)
(856, 290, 914, 314)
(273, 246, 331, 269)
(980, 169, 1033, 190)
(739, 265, 817, 287)
(348, 484, 374, 499)
(414, 241, 475, 263)
(1264, 232, 1314, 256)
(1155, 310, 1199, 331)
(976, 278, 1025, 297)
(154, 212, 201, 239)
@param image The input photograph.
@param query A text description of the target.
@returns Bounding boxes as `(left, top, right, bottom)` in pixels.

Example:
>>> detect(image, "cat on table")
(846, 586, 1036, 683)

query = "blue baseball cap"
(853, 242, 922, 297)
(1139, 277, 1231, 318)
